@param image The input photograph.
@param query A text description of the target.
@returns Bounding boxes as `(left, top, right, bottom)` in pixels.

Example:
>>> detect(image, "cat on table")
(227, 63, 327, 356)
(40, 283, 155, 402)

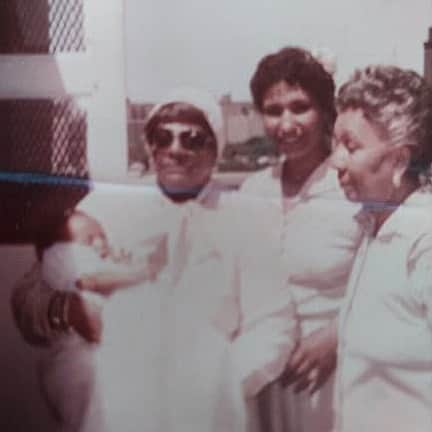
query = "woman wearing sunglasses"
(12, 88, 297, 432)
(332, 65, 432, 432)
(143, 91, 223, 200)
(240, 47, 363, 432)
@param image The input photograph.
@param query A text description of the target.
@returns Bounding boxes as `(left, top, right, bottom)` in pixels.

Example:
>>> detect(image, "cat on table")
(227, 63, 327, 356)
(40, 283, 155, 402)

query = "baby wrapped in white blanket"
(39, 209, 158, 430)
(40, 211, 246, 432)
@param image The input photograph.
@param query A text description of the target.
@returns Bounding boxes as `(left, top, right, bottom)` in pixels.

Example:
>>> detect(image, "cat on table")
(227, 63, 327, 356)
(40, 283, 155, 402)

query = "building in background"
(219, 93, 264, 143)
(126, 100, 153, 175)
(126, 94, 274, 174)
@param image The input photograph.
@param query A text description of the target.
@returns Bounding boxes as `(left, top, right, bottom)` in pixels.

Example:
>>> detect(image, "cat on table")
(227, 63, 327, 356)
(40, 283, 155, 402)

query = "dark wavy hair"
(250, 47, 336, 144)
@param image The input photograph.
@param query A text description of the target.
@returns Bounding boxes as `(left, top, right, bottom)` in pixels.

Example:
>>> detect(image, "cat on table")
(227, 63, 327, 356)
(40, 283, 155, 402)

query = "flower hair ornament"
(311, 47, 337, 77)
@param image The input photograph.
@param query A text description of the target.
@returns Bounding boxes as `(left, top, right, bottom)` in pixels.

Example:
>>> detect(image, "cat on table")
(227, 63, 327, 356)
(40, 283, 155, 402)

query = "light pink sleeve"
(227, 193, 298, 398)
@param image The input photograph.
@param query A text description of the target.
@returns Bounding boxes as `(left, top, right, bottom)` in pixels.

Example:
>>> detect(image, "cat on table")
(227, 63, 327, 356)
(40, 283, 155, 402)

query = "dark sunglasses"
(151, 127, 215, 152)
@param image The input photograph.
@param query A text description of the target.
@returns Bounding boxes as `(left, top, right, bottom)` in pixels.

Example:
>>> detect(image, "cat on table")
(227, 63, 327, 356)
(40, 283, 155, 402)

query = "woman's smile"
(261, 81, 325, 163)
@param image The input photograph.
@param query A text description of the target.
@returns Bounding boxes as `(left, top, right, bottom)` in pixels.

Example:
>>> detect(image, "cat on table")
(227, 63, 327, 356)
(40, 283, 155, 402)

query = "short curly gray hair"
(337, 65, 432, 177)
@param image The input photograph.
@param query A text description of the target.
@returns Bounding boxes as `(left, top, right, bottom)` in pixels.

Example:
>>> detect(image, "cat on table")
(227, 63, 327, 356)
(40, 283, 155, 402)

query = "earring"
(392, 146, 410, 188)
(392, 171, 402, 188)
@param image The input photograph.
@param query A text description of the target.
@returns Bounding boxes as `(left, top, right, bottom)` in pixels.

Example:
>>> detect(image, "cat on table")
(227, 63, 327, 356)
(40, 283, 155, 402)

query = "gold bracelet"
(47, 291, 71, 332)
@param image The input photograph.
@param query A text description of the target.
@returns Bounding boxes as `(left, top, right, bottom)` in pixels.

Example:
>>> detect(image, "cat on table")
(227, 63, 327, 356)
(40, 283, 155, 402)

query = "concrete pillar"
(84, 0, 128, 182)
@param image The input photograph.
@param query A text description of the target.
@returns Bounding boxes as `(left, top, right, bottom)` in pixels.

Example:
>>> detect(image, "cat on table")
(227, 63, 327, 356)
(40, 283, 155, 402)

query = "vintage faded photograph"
(1, 1, 432, 431)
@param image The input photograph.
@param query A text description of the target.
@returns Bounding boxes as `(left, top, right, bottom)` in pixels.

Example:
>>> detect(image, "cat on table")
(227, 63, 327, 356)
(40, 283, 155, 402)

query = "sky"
(125, 0, 432, 102)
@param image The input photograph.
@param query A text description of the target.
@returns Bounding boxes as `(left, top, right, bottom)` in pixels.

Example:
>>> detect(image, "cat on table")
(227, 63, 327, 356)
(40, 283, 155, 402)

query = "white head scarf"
(146, 87, 225, 159)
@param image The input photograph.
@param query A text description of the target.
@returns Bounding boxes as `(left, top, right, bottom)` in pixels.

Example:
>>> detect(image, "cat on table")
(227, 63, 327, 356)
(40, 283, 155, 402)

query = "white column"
(84, 0, 128, 182)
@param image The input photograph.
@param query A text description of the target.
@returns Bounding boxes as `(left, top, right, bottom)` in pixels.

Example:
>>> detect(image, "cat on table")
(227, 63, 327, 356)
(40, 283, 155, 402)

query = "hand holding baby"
(76, 233, 168, 296)
(66, 291, 103, 343)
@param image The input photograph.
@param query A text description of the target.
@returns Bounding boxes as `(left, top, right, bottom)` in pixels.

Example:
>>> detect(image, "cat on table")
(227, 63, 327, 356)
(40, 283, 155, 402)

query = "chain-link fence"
(0, 99, 88, 177)
(0, 0, 89, 242)
(0, 99, 90, 242)
(0, 0, 85, 54)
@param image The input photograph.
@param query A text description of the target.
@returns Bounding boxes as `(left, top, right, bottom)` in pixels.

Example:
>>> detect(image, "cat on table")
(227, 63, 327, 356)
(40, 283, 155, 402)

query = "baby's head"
(59, 210, 110, 258)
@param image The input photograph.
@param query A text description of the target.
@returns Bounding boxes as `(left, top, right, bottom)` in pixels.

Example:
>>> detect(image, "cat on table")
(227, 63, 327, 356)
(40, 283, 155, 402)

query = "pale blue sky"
(125, 0, 432, 102)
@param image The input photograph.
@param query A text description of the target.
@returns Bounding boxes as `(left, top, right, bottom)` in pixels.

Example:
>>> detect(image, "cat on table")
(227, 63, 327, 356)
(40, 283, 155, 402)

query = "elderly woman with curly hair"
(241, 47, 363, 432)
(332, 65, 432, 432)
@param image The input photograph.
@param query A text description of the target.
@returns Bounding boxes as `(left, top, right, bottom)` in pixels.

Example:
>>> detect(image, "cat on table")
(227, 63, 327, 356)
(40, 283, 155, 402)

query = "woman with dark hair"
(332, 65, 432, 432)
(241, 47, 363, 432)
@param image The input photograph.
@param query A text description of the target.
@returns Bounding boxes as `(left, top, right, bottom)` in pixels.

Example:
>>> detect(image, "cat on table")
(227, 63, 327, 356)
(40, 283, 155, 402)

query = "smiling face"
(331, 108, 410, 204)
(261, 80, 327, 162)
(149, 121, 217, 195)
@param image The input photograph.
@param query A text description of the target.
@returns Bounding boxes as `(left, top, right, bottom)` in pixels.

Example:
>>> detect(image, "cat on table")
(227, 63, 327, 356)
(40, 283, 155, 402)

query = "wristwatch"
(47, 290, 72, 332)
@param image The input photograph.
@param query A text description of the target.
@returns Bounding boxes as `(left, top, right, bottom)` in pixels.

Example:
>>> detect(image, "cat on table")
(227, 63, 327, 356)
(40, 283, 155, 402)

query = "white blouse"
(241, 159, 363, 334)
(335, 190, 432, 432)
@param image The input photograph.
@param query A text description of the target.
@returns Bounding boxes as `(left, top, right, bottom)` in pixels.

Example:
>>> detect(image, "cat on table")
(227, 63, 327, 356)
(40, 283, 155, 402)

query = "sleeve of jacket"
(10, 262, 59, 346)
(230, 260, 298, 398)
(227, 194, 298, 398)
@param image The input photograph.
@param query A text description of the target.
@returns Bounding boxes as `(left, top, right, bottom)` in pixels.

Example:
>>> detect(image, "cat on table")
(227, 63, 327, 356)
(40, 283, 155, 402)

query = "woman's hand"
(67, 292, 103, 343)
(282, 321, 337, 394)
(77, 235, 168, 296)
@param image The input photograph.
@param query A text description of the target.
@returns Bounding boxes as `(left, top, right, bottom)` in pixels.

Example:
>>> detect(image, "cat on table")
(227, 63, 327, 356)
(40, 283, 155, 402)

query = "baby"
(38, 210, 166, 430)
(43, 210, 165, 295)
